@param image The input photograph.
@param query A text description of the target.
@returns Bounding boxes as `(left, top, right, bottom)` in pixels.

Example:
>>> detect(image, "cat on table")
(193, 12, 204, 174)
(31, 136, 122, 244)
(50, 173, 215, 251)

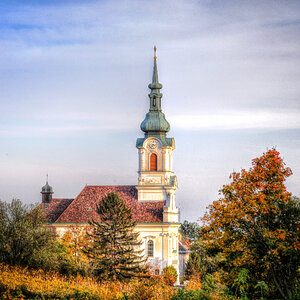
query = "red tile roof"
(43, 185, 164, 224)
(40, 198, 73, 223)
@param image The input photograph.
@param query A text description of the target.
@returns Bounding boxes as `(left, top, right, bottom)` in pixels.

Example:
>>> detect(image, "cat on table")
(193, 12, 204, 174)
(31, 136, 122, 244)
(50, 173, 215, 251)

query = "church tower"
(136, 47, 179, 223)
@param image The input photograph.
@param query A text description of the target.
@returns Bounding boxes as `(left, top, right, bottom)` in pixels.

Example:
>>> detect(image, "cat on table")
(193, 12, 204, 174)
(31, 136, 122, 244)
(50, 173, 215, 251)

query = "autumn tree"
(202, 149, 300, 299)
(85, 192, 146, 281)
(61, 225, 93, 275)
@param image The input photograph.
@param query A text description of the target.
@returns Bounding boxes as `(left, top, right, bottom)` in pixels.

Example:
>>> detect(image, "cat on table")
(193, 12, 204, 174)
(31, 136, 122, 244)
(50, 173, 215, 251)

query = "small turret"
(41, 174, 53, 203)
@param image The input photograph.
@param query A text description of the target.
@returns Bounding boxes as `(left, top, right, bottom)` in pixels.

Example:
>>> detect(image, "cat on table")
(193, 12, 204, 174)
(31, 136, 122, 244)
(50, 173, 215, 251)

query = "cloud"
(0, 0, 300, 220)
(1, 108, 299, 138)
(171, 110, 300, 130)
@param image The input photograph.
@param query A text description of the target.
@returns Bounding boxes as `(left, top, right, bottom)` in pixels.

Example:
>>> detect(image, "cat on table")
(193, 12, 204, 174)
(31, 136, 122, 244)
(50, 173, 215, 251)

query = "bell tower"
(136, 47, 179, 223)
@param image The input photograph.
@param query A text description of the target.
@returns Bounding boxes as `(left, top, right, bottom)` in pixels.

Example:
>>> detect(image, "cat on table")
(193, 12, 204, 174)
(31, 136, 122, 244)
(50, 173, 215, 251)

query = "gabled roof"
(40, 198, 73, 223)
(43, 185, 164, 224)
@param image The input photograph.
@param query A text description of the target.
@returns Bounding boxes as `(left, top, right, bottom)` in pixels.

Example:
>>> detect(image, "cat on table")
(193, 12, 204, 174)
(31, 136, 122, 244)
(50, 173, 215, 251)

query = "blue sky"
(0, 0, 300, 221)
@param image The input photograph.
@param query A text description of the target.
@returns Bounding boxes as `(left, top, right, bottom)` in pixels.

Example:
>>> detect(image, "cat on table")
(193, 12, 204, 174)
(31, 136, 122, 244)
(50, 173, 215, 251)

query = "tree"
(0, 199, 58, 270)
(85, 192, 146, 281)
(180, 220, 201, 242)
(184, 237, 221, 281)
(202, 149, 300, 299)
(61, 226, 93, 275)
(181, 221, 222, 283)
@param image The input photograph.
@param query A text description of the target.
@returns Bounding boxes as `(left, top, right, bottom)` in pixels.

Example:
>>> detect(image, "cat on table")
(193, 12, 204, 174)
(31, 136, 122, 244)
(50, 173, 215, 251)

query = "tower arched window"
(147, 240, 154, 257)
(150, 153, 157, 171)
(153, 97, 156, 107)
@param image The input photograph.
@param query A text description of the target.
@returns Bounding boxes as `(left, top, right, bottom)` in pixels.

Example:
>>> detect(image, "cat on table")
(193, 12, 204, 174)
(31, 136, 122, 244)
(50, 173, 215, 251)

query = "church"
(40, 48, 183, 278)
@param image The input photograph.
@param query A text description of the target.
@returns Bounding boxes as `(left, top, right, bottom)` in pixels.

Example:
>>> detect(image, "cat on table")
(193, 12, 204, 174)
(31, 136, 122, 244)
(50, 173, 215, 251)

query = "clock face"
(148, 140, 158, 150)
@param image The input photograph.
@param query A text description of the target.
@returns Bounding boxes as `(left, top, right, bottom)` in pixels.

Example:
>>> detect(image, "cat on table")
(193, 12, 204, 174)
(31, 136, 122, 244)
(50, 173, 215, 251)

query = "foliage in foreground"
(202, 148, 300, 299)
(0, 262, 127, 299)
(0, 263, 173, 300)
(0, 263, 235, 299)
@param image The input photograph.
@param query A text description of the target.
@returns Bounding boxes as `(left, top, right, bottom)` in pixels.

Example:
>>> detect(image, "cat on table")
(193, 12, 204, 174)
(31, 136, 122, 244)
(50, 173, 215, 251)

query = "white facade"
(136, 136, 180, 278)
(138, 224, 180, 273)
(52, 222, 181, 279)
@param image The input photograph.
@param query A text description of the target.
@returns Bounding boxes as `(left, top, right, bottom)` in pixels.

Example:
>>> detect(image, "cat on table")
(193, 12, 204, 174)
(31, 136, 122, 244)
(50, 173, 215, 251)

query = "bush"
(0, 263, 176, 300)
(0, 263, 128, 299)
(171, 289, 209, 300)
(128, 276, 174, 299)
(163, 265, 178, 286)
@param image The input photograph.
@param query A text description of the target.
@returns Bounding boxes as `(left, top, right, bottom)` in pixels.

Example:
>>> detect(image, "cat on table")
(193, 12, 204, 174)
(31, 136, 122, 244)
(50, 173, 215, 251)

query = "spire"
(148, 46, 163, 93)
(140, 46, 170, 137)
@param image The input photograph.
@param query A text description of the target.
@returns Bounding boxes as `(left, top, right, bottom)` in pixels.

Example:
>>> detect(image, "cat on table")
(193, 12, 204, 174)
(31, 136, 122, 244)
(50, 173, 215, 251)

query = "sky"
(0, 0, 300, 222)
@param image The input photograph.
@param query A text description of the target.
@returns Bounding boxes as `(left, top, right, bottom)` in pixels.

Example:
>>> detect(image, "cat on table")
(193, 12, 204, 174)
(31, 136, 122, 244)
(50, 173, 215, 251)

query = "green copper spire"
(140, 46, 170, 137)
(148, 46, 163, 93)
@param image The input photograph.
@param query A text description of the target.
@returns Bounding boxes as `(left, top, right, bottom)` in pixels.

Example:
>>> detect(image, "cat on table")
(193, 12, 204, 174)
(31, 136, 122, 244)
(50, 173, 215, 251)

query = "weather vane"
(154, 45, 157, 59)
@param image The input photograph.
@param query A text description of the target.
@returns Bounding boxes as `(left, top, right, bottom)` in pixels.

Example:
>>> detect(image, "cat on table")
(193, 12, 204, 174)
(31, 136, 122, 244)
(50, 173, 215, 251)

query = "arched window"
(153, 97, 156, 107)
(150, 153, 157, 171)
(147, 240, 154, 257)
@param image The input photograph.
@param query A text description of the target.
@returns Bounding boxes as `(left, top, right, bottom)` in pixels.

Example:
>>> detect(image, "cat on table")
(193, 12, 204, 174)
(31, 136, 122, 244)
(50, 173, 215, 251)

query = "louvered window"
(150, 153, 157, 171)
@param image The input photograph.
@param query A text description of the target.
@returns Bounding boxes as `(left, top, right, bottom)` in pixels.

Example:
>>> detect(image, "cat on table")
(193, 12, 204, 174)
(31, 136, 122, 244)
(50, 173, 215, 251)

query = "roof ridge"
(52, 198, 74, 221)
(52, 198, 74, 200)
(85, 185, 135, 187)
(55, 185, 89, 223)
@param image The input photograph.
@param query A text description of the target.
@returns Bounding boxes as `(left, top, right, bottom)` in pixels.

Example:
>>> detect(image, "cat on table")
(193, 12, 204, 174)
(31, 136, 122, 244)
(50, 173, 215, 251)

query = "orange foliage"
(0, 263, 175, 299)
(201, 148, 299, 296)
(61, 225, 92, 264)
(185, 275, 202, 290)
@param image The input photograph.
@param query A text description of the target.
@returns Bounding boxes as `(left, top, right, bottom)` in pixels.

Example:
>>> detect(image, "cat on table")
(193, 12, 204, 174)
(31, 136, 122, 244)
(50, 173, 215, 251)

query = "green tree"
(181, 222, 223, 283)
(232, 268, 250, 299)
(180, 220, 201, 242)
(184, 237, 221, 280)
(0, 199, 58, 270)
(202, 149, 300, 299)
(85, 192, 146, 281)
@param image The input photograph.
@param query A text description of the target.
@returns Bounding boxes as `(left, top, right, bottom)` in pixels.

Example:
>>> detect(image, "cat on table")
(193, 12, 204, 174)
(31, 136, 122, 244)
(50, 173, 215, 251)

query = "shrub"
(163, 265, 178, 286)
(171, 288, 209, 300)
(129, 276, 174, 300)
